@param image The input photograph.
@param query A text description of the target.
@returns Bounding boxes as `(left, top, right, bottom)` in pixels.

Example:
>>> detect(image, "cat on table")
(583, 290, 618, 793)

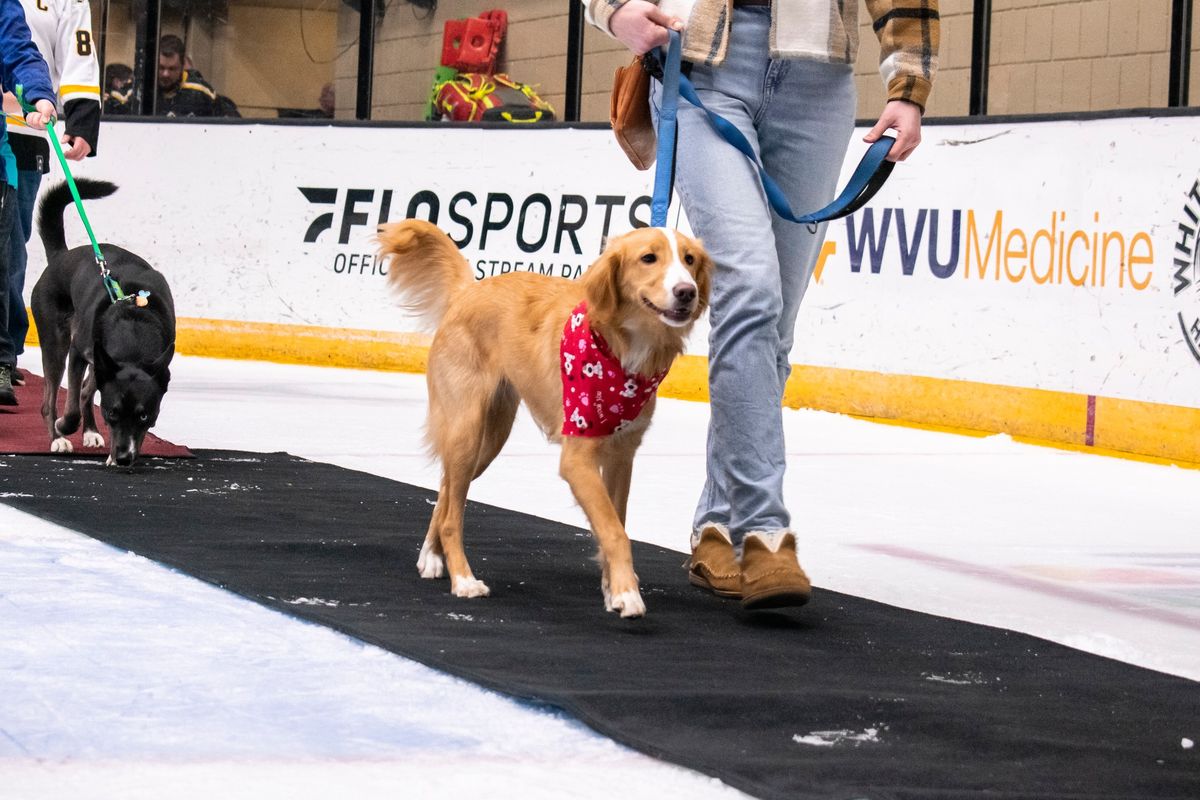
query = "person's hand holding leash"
(60, 134, 91, 160)
(610, 0, 684, 54)
(864, 99, 923, 162)
(24, 98, 56, 130)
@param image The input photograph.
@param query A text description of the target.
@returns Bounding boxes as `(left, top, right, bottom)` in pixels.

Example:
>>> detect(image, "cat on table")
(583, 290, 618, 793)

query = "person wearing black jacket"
(156, 34, 219, 117)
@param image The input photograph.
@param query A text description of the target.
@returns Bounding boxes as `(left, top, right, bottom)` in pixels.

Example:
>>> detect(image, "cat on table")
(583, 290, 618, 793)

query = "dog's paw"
(105, 455, 116, 467)
(50, 437, 74, 454)
(450, 576, 490, 598)
(607, 589, 646, 619)
(82, 431, 105, 449)
(417, 542, 446, 579)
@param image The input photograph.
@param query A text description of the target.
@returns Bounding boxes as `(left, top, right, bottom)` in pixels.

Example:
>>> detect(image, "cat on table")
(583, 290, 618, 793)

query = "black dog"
(31, 179, 175, 466)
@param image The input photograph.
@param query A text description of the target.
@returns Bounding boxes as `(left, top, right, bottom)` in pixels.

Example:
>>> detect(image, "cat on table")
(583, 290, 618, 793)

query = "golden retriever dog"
(377, 220, 711, 618)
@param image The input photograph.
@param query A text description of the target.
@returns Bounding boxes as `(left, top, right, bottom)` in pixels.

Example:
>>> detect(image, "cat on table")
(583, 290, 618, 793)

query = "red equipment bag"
(433, 72, 556, 124)
(441, 9, 508, 73)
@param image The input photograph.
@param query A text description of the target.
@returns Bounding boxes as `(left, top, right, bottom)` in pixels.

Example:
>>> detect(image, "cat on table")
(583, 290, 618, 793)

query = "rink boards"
(19, 113, 1200, 465)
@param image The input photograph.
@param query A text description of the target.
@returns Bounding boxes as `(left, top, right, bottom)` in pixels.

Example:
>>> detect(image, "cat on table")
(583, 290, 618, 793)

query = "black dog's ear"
(148, 343, 174, 374)
(92, 341, 119, 383)
(582, 248, 622, 325)
(148, 343, 174, 389)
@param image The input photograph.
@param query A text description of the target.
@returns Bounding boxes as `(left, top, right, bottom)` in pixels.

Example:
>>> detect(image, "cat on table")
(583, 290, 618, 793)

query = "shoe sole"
(741, 589, 811, 611)
(688, 570, 741, 599)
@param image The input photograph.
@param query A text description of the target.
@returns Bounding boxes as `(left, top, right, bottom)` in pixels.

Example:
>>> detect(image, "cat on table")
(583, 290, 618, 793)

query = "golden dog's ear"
(582, 247, 623, 324)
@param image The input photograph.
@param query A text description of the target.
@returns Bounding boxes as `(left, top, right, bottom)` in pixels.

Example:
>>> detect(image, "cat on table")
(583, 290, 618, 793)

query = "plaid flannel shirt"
(584, 0, 939, 111)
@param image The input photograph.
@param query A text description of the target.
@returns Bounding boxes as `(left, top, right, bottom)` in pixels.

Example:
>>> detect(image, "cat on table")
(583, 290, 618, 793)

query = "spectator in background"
(318, 82, 334, 118)
(4, 0, 100, 393)
(156, 34, 218, 117)
(103, 62, 133, 114)
(277, 81, 335, 120)
(0, 0, 55, 404)
(180, 52, 240, 118)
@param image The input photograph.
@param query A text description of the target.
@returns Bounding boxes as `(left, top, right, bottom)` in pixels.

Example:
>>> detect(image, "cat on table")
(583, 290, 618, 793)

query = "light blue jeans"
(655, 8, 856, 544)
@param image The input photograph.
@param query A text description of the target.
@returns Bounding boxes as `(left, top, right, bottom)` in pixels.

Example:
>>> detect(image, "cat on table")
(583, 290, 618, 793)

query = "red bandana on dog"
(561, 302, 667, 437)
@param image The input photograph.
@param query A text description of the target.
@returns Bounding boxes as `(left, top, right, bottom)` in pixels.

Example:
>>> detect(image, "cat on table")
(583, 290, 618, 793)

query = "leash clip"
(640, 50, 665, 81)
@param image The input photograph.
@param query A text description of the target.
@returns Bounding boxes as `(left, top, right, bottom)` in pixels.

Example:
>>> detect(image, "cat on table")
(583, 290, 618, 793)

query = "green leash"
(16, 85, 132, 304)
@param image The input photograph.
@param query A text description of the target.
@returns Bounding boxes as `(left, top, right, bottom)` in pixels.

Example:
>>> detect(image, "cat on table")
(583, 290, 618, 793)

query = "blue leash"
(650, 32, 683, 228)
(650, 30, 895, 229)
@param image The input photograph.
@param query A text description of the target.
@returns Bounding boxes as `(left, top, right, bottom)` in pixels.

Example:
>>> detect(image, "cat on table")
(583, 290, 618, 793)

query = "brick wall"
(858, 0, 1173, 117)
(985, 0, 1170, 113)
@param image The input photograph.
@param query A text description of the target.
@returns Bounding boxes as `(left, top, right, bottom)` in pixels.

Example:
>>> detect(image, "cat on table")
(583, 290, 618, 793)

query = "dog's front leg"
(52, 347, 90, 450)
(600, 440, 639, 528)
(560, 438, 644, 618)
(79, 368, 105, 450)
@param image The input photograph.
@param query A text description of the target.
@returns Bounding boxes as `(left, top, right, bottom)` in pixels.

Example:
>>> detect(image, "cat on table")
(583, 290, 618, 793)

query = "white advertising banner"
(24, 115, 1200, 410)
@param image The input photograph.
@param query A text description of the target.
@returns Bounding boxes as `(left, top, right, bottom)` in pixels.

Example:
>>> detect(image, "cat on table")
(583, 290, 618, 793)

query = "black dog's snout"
(112, 442, 139, 467)
(673, 283, 697, 305)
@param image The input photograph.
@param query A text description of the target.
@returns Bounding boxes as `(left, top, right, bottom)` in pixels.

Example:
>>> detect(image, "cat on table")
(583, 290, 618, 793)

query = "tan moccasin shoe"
(688, 523, 741, 598)
(740, 530, 811, 610)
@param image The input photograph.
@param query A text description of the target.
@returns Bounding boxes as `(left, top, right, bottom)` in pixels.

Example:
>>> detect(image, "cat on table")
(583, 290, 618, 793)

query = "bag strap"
(651, 30, 896, 229)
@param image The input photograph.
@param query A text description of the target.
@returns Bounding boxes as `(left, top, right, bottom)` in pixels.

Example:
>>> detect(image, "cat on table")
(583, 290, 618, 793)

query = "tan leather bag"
(610, 55, 656, 171)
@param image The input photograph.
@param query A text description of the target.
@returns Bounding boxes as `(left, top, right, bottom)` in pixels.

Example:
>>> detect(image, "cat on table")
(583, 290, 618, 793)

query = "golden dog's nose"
(673, 283, 697, 306)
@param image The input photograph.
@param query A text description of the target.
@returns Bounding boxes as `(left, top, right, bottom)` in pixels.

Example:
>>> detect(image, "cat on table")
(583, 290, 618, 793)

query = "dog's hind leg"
(432, 440, 491, 598)
(422, 369, 494, 598)
(417, 383, 517, 582)
(37, 320, 70, 451)
(560, 437, 645, 618)
(417, 480, 448, 580)
(472, 381, 519, 480)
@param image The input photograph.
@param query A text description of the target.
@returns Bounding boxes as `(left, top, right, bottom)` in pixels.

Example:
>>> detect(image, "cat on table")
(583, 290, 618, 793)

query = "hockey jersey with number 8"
(4, 0, 101, 171)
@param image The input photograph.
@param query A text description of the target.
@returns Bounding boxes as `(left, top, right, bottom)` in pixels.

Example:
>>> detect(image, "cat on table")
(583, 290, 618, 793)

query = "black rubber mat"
(2, 450, 1197, 800)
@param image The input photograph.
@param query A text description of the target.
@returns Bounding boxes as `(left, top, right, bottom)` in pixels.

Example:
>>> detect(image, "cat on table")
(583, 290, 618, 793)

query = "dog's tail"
(37, 178, 118, 258)
(377, 219, 474, 330)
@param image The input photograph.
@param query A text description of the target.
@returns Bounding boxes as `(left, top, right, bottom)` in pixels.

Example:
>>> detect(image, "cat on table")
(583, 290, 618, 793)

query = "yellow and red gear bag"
(434, 73, 556, 124)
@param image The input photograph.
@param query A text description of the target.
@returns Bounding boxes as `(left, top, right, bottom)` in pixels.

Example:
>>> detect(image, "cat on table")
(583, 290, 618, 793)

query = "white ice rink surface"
(3, 350, 1199, 799)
